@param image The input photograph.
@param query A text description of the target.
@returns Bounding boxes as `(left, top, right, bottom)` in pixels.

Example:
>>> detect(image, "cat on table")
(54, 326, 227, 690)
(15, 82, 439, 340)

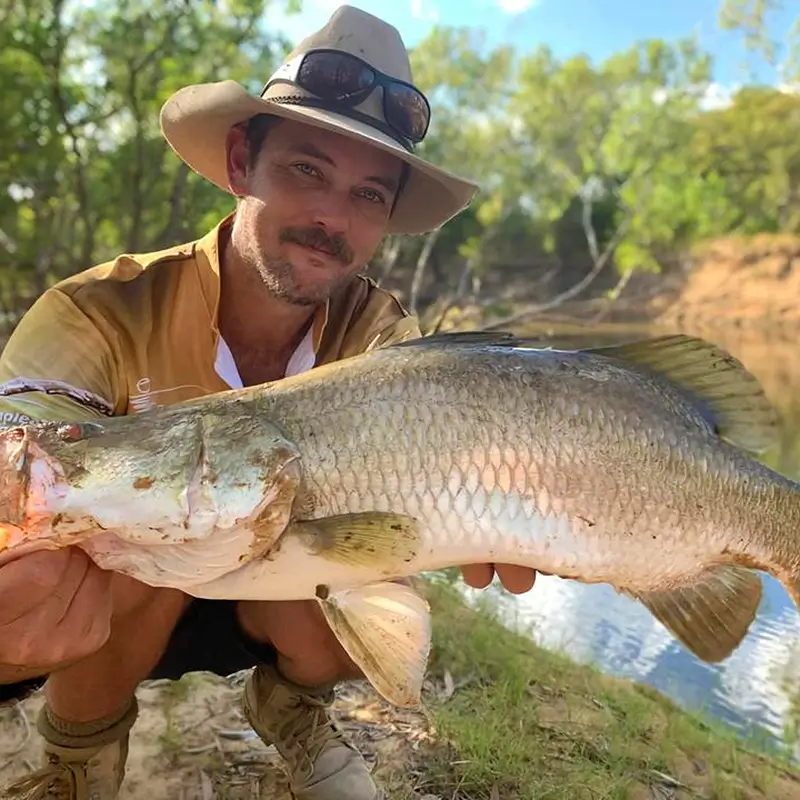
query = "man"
(0, 6, 538, 799)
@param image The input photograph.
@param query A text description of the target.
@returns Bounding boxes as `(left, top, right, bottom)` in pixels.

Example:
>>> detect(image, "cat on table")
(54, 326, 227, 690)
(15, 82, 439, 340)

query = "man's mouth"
(304, 243, 335, 256)
(293, 242, 338, 266)
(279, 226, 353, 265)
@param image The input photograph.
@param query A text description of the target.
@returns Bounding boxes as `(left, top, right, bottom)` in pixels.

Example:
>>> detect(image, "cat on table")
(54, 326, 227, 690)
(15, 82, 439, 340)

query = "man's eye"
(360, 188, 386, 204)
(293, 162, 319, 177)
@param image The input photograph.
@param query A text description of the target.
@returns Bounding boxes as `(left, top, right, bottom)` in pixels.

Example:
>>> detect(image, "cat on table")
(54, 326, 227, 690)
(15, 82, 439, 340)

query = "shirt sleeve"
(363, 313, 422, 351)
(0, 288, 121, 427)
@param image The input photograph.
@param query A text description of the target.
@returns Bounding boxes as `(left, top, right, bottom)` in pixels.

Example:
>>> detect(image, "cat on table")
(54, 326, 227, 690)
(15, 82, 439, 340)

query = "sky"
(264, 0, 797, 91)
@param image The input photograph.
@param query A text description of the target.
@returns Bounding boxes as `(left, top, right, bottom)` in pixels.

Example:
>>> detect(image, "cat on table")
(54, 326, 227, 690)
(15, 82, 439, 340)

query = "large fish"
(1, 331, 799, 708)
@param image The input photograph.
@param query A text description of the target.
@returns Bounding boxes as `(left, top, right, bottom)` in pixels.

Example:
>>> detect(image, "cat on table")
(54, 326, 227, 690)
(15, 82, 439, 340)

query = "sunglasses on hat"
(262, 49, 431, 150)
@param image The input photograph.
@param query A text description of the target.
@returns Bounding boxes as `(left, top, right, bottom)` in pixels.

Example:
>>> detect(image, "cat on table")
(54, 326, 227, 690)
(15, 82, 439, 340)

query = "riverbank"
(1, 577, 797, 799)
(422, 231, 800, 339)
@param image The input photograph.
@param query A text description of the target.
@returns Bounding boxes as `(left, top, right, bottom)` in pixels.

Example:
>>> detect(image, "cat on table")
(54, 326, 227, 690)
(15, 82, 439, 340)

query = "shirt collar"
(193, 211, 330, 352)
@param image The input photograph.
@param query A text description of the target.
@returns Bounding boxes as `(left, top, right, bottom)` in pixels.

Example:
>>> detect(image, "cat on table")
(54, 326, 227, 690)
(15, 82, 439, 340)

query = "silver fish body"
(2, 331, 799, 707)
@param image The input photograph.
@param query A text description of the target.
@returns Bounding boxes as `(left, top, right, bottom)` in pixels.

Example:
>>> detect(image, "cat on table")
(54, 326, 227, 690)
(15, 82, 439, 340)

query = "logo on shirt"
(129, 377, 157, 413)
(128, 376, 215, 414)
(0, 410, 33, 427)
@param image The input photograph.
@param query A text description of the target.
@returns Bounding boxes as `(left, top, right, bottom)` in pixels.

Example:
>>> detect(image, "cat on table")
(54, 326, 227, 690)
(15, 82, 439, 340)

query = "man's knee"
(235, 599, 358, 685)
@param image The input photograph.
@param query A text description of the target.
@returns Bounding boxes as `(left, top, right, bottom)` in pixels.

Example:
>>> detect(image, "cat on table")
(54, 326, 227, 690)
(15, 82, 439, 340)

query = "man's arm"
(0, 287, 122, 693)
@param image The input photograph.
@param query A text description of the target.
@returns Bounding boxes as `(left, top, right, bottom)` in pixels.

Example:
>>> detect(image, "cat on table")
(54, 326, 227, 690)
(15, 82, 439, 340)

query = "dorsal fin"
(587, 334, 779, 453)
(385, 330, 525, 349)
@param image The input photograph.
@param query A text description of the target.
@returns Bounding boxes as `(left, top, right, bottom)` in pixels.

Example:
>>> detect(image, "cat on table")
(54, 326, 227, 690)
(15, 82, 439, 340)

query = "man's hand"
(0, 548, 113, 684)
(461, 563, 537, 594)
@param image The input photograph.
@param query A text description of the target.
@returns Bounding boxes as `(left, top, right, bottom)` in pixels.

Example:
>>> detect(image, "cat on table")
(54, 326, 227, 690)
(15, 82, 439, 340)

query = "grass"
(384, 574, 800, 800)
(5, 570, 793, 799)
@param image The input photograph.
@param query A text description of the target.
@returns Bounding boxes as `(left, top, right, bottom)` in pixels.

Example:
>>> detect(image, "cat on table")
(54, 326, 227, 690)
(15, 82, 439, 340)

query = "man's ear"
(224, 123, 250, 197)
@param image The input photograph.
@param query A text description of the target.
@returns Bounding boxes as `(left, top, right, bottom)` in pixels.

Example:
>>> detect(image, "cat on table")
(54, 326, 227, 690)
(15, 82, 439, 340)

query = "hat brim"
(160, 80, 479, 235)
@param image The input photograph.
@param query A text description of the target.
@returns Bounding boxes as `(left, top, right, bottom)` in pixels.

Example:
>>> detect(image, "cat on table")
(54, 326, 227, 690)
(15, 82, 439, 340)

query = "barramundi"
(1, 331, 799, 708)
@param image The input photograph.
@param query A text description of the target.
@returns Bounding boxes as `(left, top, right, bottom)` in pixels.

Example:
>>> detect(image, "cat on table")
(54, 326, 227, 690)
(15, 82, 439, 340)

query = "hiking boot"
(243, 663, 382, 800)
(3, 700, 135, 800)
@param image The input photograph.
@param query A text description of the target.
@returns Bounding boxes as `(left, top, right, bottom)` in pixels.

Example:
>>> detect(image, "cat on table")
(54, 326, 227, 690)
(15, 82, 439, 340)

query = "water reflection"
(470, 323, 800, 762)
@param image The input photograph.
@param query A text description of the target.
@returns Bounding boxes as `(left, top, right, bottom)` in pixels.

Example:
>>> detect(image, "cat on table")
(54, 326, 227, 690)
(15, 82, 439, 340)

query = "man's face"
(225, 117, 404, 306)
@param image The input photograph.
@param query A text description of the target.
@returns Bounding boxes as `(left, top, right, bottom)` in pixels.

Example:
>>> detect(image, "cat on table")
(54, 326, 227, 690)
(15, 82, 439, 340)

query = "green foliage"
(0, 0, 297, 314)
(690, 86, 800, 232)
(3, 0, 800, 321)
(718, 0, 800, 79)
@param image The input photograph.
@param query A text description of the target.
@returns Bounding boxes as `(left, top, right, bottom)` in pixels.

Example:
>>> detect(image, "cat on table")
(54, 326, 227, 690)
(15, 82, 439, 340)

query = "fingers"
(0, 548, 114, 670)
(460, 563, 538, 594)
(57, 559, 114, 659)
(0, 549, 74, 625)
(460, 563, 494, 589)
(50, 548, 100, 625)
(495, 564, 537, 594)
(0, 547, 71, 593)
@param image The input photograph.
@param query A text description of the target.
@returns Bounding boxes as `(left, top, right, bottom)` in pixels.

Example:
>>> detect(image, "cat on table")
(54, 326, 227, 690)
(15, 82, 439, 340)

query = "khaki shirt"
(0, 213, 421, 426)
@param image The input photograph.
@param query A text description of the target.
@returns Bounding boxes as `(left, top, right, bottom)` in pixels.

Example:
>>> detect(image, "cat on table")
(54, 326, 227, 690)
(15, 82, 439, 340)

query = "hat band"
(265, 92, 417, 153)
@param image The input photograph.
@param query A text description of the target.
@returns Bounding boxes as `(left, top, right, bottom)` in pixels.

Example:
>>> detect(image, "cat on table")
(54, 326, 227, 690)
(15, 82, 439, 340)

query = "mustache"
(279, 226, 354, 265)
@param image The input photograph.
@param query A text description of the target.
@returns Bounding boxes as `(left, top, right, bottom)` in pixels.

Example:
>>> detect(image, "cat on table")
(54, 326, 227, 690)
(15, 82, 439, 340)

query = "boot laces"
(274, 693, 342, 780)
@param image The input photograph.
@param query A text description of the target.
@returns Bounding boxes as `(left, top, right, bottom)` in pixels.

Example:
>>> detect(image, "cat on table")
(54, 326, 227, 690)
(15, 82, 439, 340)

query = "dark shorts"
(0, 599, 276, 707)
(147, 599, 278, 681)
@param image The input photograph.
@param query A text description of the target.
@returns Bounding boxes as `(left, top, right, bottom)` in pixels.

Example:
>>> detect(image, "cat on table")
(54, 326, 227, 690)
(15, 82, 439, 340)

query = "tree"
(718, 0, 800, 82)
(379, 26, 521, 321)
(490, 37, 714, 322)
(0, 0, 300, 325)
(690, 85, 800, 233)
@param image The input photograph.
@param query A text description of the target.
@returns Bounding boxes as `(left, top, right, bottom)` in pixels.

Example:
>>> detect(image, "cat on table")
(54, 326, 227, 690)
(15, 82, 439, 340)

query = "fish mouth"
(0, 426, 32, 527)
(0, 522, 22, 554)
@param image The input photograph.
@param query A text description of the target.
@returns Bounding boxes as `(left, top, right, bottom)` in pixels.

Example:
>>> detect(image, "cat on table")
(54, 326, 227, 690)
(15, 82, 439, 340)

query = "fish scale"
(270, 389, 687, 580)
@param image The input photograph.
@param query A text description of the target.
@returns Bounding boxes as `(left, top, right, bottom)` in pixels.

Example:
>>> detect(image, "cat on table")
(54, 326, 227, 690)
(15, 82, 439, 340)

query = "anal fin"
(318, 581, 432, 708)
(630, 565, 762, 662)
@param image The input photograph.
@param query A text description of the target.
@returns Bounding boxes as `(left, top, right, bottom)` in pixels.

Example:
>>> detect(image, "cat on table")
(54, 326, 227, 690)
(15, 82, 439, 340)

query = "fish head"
(1, 409, 304, 551)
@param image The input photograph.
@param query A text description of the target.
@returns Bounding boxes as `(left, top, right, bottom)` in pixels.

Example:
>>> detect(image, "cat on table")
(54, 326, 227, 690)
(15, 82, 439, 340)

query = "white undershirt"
(213, 326, 317, 389)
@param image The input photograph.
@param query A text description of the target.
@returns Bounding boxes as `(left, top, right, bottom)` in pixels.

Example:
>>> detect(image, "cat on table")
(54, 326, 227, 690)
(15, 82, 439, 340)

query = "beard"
(256, 225, 358, 307)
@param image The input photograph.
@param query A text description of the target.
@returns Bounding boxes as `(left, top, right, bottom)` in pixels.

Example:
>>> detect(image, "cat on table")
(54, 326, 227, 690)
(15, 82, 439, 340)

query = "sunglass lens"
(384, 84, 430, 142)
(299, 51, 375, 102)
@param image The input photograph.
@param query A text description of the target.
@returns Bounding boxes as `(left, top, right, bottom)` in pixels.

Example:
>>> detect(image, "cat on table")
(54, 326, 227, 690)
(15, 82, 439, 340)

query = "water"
(469, 324, 800, 762)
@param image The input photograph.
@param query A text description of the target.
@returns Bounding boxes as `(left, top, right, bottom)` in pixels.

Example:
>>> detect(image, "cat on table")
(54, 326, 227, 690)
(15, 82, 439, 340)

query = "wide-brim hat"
(159, 5, 479, 235)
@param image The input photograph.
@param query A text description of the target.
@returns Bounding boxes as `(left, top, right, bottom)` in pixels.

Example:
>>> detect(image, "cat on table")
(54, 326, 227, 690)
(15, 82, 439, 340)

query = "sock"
(37, 697, 139, 749)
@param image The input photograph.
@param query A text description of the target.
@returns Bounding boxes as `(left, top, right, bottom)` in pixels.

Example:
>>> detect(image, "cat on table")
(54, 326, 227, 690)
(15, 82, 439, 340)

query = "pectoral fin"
(629, 565, 762, 662)
(293, 512, 422, 570)
(318, 581, 431, 708)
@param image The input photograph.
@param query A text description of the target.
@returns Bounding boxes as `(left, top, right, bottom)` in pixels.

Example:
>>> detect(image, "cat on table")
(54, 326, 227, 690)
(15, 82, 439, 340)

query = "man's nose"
(308, 187, 350, 234)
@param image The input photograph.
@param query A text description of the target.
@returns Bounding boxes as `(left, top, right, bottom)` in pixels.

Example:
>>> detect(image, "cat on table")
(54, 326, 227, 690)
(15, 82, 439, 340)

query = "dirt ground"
(1, 598, 798, 800)
(0, 671, 445, 799)
(650, 233, 800, 330)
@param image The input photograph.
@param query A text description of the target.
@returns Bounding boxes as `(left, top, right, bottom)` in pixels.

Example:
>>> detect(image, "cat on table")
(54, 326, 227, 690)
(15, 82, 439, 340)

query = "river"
(465, 322, 800, 763)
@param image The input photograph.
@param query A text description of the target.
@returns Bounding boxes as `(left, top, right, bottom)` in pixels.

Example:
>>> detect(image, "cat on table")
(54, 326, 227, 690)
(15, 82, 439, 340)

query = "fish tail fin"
(782, 567, 800, 611)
